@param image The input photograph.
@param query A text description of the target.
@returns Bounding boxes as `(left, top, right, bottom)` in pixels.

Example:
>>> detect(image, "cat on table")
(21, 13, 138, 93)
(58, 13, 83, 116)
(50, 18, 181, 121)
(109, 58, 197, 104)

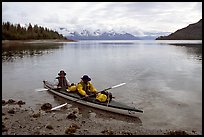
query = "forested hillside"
(2, 22, 67, 40)
(156, 19, 202, 40)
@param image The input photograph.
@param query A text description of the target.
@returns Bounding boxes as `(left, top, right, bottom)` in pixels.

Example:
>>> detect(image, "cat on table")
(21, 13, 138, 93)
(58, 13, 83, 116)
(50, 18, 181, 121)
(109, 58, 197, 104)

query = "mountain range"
(156, 19, 202, 40)
(56, 28, 170, 40)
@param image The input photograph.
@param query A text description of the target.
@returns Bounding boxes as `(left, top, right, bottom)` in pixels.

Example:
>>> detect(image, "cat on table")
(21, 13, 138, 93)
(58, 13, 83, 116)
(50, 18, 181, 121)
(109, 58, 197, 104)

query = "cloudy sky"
(2, 2, 202, 36)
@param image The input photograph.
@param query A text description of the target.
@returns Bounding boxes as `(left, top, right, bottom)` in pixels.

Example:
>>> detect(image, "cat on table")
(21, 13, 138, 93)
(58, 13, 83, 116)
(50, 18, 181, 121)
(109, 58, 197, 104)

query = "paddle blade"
(111, 83, 126, 89)
(35, 88, 48, 92)
(51, 103, 67, 111)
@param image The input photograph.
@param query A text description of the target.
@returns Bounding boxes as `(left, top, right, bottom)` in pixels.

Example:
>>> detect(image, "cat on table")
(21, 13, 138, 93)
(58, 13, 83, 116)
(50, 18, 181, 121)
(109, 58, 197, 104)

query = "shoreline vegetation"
(2, 22, 75, 42)
(2, 39, 77, 45)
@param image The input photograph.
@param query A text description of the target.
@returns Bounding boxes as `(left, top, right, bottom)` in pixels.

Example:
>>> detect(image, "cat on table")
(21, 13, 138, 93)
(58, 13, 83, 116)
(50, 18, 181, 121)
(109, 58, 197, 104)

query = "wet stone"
(8, 109, 15, 114)
(32, 112, 41, 118)
(81, 120, 86, 124)
(66, 112, 77, 120)
(4, 117, 9, 120)
(101, 129, 115, 135)
(17, 100, 26, 105)
(41, 103, 52, 111)
(65, 123, 80, 134)
(46, 124, 54, 130)
(65, 127, 76, 134)
(166, 130, 189, 135)
(72, 107, 79, 114)
(122, 131, 133, 135)
(2, 122, 8, 132)
(2, 100, 7, 105)
(7, 99, 16, 104)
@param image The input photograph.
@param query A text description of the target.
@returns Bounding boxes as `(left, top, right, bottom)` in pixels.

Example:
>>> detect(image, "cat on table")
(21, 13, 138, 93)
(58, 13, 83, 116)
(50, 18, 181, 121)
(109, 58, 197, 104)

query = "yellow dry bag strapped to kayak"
(96, 91, 113, 102)
(96, 93, 107, 102)
(67, 83, 77, 92)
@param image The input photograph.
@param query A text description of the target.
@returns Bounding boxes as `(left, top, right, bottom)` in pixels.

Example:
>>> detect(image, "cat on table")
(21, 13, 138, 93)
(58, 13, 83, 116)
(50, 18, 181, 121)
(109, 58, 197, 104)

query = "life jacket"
(78, 81, 91, 95)
(56, 76, 68, 88)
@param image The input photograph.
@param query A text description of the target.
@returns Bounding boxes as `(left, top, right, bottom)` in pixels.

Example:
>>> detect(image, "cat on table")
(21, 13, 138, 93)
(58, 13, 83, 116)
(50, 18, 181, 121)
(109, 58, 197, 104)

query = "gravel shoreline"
(2, 99, 200, 135)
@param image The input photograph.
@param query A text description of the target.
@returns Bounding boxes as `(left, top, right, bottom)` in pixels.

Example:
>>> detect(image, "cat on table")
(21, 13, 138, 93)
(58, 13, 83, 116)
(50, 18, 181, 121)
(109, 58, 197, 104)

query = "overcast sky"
(2, 2, 202, 36)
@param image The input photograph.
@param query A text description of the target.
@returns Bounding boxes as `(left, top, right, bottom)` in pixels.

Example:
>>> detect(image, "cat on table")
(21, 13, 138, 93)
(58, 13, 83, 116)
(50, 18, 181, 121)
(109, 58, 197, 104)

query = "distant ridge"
(156, 19, 202, 40)
(56, 28, 170, 40)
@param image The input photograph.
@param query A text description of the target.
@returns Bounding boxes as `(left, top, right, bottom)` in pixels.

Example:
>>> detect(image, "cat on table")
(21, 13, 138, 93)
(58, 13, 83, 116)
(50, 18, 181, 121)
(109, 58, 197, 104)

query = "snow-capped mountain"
(56, 28, 170, 40)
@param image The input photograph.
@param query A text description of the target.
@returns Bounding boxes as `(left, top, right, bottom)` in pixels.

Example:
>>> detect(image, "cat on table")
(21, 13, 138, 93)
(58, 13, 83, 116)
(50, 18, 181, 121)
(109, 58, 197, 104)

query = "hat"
(81, 75, 91, 81)
(58, 70, 66, 76)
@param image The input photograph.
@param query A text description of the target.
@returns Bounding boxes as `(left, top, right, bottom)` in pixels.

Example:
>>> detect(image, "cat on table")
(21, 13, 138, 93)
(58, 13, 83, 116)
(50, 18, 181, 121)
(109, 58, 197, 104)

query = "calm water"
(2, 40, 202, 132)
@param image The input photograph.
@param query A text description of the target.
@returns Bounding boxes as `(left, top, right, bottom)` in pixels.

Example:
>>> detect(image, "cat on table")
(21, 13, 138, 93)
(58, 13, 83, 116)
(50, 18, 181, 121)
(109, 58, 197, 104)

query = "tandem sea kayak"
(43, 80, 143, 117)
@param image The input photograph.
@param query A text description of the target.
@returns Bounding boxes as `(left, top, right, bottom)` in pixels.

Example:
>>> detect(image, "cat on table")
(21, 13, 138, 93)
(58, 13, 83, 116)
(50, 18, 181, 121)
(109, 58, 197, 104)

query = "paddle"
(102, 82, 126, 92)
(73, 82, 126, 102)
(34, 88, 48, 92)
(51, 103, 68, 111)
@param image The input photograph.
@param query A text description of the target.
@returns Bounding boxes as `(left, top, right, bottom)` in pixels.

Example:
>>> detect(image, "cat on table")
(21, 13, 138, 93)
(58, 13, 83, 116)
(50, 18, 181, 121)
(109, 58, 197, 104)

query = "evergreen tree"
(2, 22, 67, 40)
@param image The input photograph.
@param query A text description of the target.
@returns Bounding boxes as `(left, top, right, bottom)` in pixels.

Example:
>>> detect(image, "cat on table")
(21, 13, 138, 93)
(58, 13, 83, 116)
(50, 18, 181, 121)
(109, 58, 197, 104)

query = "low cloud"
(2, 2, 202, 35)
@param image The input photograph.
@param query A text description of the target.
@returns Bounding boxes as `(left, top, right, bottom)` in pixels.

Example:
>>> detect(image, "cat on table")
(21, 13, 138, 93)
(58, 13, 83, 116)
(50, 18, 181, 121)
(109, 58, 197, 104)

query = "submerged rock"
(41, 103, 52, 111)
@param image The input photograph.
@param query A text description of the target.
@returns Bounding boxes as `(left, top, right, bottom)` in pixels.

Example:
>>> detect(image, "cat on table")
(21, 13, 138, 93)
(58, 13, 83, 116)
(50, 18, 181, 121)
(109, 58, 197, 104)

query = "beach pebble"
(65, 123, 80, 134)
(67, 104, 72, 108)
(166, 130, 189, 135)
(72, 107, 79, 114)
(101, 129, 114, 135)
(8, 109, 15, 114)
(46, 124, 54, 130)
(32, 112, 41, 118)
(89, 112, 96, 119)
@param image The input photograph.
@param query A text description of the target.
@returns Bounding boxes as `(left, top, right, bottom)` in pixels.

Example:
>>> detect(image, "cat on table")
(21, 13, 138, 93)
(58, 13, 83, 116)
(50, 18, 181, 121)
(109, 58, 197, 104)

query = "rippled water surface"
(2, 40, 202, 132)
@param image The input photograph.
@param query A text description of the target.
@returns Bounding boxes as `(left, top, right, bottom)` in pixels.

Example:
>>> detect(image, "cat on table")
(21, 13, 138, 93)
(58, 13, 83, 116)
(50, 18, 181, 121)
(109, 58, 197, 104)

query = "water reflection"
(169, 44, 202, 61)
(2, 40, 202, 132)
(2, 42, 64, 62)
